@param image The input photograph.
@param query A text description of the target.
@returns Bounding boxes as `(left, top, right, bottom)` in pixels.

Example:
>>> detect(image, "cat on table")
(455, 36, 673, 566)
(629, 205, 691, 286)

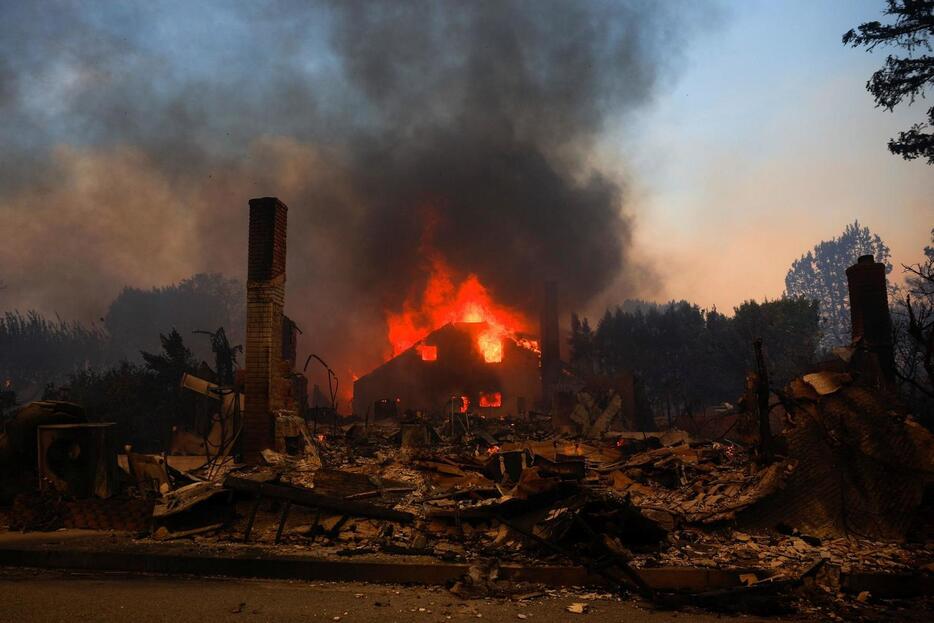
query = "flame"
(455, 395, 470, 413)
(514, 337, 541, 355)
(385, 249, 537, 361)
(479, 391, 502, 408)
(416, 344, 437, 361)
(486, 445, 501, 455)
(477, 329, 503, 363)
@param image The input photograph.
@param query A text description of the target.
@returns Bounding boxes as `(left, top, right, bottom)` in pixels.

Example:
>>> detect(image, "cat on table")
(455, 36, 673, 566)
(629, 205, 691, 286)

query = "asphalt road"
(0, 567, 778, 623)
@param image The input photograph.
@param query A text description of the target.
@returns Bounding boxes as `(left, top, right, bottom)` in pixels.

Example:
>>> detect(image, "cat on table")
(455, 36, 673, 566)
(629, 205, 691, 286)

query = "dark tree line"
(569, 298, 820, 423)
(104, 273, 244, 364)
(0, 311, 109, 391)
(570, 223, 934, 428)
(0, 273, 243, 393)
(0, 272, 246, 449)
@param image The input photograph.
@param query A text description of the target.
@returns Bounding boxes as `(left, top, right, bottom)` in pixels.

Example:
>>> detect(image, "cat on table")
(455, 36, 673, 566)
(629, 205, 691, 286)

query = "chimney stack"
(243, 197, 289, 460)
(845, 254, 895, 386)
(540, 281, 561, 409)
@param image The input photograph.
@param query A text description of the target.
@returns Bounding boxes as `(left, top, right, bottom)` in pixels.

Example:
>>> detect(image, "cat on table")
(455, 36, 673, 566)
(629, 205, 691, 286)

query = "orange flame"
(416, 344, 437, 361)
(386, 250, 537, 361)
(479, 391, 502, 408)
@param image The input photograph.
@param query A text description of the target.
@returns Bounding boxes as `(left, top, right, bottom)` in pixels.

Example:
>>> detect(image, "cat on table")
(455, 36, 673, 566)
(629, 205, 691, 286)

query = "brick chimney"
(540, 280, 561, 410)
(845, 254, 895, 386)
(243, 197, 289, 459)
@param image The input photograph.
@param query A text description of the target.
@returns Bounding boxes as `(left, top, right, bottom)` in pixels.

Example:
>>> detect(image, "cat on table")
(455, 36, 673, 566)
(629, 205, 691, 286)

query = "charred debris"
(1, 198, 932, 619)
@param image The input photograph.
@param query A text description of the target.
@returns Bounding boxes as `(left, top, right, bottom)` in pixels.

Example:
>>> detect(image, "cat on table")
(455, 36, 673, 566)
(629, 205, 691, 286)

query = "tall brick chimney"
(243, 197, 289, 459)
(540, 280, 561, 410)
(845, 254, 895, 386)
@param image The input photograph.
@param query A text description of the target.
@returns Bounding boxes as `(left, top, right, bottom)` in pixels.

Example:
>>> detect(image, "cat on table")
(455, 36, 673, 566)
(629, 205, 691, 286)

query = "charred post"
(753, 338, 773, 463)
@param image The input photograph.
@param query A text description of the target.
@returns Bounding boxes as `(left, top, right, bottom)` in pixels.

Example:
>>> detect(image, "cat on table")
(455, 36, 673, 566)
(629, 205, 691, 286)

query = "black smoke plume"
(0, 0, 712, 388)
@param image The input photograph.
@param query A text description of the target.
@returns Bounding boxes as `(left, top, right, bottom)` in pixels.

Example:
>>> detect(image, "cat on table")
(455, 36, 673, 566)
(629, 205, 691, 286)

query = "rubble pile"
(2, 372, 932, 619)
(648, 529, 922, 576)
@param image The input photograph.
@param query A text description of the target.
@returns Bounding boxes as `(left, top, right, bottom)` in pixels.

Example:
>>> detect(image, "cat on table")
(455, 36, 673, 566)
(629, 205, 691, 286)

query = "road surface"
(0, 567, 779, 623)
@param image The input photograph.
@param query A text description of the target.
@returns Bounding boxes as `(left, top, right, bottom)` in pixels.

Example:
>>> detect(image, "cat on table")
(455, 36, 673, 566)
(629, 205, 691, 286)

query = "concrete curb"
(0, 536, 749, 591)
(0, 545, 597, 586)
(3, 535, 925, 597)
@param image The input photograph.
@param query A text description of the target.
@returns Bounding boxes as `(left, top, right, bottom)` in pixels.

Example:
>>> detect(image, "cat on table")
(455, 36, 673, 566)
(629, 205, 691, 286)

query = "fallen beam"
(223, 475, 414, 523)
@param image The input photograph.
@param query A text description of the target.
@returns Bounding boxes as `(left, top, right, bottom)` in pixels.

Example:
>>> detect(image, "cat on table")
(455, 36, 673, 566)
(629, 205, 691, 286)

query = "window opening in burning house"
(416, 343, 437, 361)
(479, 391, 502, 408)
(477, 330, 503, 363)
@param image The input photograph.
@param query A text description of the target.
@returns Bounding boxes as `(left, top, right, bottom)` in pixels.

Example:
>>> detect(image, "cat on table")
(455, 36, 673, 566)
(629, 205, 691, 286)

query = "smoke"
(0, 1, 713, 387)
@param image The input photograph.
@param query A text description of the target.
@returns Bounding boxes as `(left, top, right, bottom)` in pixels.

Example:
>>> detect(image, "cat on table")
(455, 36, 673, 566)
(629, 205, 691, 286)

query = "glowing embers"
(417, 343, 437, 361)
(479, 391, 502, 408)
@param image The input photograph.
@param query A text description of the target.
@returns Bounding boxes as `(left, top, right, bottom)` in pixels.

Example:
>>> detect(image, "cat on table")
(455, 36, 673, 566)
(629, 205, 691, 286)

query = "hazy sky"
(609, 0, 932, 313)
(0, 0, 930, 332)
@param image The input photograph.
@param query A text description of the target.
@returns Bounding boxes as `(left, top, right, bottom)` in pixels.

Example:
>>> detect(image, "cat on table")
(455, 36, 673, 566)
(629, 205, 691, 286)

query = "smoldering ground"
(0, 0, 714, 387)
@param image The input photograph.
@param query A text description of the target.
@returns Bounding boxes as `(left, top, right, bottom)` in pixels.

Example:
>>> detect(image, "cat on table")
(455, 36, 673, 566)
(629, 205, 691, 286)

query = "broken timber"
(224, 475, 414, 542)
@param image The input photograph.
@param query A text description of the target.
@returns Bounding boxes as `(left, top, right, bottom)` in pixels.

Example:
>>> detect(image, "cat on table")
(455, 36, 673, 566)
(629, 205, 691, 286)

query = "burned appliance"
(37, 422, 117, 499)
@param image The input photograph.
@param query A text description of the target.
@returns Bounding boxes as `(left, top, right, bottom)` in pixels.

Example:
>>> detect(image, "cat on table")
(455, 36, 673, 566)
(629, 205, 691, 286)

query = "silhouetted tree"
(104, 273, 244, 364)
(731, 298, 821, 388)
(893, 228, 934, 425)
(785, 221, 892, 351)
(141, 328, 197, 386)
(844, 0, 934, 163)
(568, 313, 595, 376)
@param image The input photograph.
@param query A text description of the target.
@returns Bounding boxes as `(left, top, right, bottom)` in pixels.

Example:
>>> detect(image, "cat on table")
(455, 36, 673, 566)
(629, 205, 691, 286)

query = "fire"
(455, 395, 470, 413)
(416, 343, 437, 361)
(515, 337, 541, 355)
(477, 329, 503, 363)
(386, 249, 537, 361)
(479, 391, 502, 408)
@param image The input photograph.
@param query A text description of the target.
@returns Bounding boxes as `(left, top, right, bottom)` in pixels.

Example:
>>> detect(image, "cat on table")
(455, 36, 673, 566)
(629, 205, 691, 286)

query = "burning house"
(351, 247, 552, 419)
(353, 321, 540, 419)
